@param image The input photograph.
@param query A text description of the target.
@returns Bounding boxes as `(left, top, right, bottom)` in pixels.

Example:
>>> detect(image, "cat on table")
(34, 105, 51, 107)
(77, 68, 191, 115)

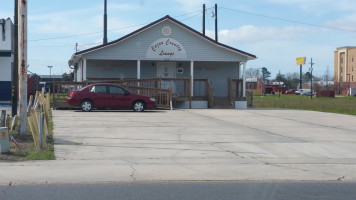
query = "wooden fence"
(27, 92, 51, 151)
(52, 80, 173, 109)
(53, 78, 215, 109)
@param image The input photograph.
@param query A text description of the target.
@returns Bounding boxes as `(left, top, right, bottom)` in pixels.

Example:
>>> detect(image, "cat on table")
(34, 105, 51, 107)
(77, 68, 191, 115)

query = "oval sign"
(146, 38, 187, 59)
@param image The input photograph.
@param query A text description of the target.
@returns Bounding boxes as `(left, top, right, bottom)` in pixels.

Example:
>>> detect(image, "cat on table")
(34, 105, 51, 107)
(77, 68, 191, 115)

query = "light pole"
(309, 58, 314, 99)
(47, 66, 53, 93)
(347, 73, 351, 96)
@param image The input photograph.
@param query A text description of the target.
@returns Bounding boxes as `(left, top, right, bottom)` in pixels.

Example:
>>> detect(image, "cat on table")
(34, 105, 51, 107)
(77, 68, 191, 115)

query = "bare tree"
(246, 67, 261, 78)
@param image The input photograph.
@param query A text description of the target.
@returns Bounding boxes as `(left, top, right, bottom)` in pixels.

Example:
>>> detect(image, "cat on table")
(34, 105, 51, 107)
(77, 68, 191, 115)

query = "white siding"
(0, 56, 12, 81)
(83, 20, 247, 62)
(0, 18, 14, 51)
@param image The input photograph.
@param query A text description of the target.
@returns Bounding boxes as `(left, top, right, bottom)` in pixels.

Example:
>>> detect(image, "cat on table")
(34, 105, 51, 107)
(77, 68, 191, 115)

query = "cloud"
(206, 25, 312, 44)
(324, 13, 356, 31)
(29, 4, 136, 36)
(108, 3, 139, 11)
(267, 0, 356, 14)
(172, 0, 213, 11)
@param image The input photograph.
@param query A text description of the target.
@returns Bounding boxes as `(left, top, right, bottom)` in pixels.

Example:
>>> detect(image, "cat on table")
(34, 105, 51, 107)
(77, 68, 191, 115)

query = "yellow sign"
(1, 132, 6, 140)
(296, 57, 306, 65)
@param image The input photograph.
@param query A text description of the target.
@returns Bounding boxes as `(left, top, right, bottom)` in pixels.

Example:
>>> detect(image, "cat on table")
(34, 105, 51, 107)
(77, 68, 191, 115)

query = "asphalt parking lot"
(1, 109, 356, 185)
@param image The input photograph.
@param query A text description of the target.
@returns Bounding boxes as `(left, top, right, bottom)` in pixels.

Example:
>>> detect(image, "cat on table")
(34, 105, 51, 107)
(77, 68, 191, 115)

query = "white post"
(83, 59, 87, 81)
(18, 0, 28, 135)
(137, 60, 141, 79)
(190, 61, 194, 97)
(243, 61, 246, 97)
(137, 60, 141, 87)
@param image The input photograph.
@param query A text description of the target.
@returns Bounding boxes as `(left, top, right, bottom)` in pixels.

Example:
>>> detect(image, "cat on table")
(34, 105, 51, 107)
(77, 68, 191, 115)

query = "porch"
(52, 77, 246, 110)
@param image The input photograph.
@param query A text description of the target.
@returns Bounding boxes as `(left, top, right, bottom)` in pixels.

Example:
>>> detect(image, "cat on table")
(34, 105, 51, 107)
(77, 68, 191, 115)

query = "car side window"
(109, 86, 125, 94)
(90, 85, 107, 93)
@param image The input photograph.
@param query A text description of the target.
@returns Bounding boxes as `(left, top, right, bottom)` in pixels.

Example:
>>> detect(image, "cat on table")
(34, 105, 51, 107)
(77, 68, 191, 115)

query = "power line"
(219, 6, 356, 33)
(29, 10, 204, 42)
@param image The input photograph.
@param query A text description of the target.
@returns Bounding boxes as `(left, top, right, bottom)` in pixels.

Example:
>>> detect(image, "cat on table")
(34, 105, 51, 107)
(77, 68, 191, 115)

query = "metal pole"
(215, 4, 218, 42)
(310, 58, 314, 100)
(202, 4, 205, 35)
(299, 64, 302, 89)
(18, 0, 28, 135)
(103, 0, 108, 44)
(11, 0, 19, 117)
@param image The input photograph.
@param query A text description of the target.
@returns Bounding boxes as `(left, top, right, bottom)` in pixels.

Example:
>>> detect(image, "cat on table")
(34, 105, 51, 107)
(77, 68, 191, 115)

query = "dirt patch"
(0, 134, 35, 162)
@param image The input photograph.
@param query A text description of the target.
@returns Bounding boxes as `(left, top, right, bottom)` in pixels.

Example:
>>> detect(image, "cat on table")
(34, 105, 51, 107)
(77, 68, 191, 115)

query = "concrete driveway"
(1, 109, 356, 185)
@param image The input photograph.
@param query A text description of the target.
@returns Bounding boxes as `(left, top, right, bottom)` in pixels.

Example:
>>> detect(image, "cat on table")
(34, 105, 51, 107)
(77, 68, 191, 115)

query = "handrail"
(228, 77, 236, 106)
(53, 78, 214, 109)
(52, 81, 172, 109)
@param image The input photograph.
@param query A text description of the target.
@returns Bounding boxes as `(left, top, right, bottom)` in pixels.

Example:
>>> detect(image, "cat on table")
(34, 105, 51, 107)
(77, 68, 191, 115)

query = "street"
(1, 109, 356, 185)
(1, 181, 355, 200)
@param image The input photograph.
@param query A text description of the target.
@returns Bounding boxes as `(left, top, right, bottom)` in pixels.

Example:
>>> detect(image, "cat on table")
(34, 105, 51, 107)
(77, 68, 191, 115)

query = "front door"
(157, 62, 176, 92)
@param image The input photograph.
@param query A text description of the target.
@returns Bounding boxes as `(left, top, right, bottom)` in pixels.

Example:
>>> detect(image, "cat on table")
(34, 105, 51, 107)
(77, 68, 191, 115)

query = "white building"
(69, 15, 256, 109)
(0, 18, 14, 102)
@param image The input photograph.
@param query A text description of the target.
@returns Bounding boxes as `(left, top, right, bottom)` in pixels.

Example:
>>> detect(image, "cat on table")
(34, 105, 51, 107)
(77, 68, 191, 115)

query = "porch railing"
(53, 77, 214, 109)
(231, 79, 245, 101)
(228, 77, 236, 107)
(52, 81, 172, 109)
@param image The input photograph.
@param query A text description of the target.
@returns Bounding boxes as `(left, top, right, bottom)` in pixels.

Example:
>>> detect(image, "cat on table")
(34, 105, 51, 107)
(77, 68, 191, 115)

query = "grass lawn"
(253, 94, 356, 116)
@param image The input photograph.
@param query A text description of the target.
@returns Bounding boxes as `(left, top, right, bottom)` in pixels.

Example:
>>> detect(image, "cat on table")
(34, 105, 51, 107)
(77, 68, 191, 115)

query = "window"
(90, 85, 107, 93)
(109, 86, 125, 94)
(340, 67, 343, 73)
(353, 75, 354, 82)
(340, 76, 343, 82)
(353, 66, 354, 72)
(340, 57, 343, 63)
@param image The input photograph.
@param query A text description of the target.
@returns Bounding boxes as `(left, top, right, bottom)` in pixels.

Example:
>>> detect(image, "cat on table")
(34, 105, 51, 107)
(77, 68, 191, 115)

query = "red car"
(285, 89, 297, 94)
(66, 83, 157, 112)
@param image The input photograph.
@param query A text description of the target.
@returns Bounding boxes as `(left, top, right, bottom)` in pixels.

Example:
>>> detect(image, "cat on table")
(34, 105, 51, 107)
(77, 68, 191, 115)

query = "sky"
(1, 0, 356, 78)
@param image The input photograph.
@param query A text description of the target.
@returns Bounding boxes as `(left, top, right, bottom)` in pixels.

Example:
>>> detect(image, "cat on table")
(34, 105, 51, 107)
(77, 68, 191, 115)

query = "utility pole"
(11, 0, 19, 117)
(214, 4, 218, 42)
(18, 0, 28, 135)
(103, 0, 108, 44)
(309, 58, 314, 100)
(202, 4, 205, 35)
(299, 64, 302, 89)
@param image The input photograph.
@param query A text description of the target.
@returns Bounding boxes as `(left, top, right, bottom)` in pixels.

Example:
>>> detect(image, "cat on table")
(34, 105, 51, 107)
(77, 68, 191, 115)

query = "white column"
(243, 61, 246, 97)
(137, 60, 141, 87)
(190, 61, 194, 97)
(137, 60, 141, 79)
(83, 59, 87, 81)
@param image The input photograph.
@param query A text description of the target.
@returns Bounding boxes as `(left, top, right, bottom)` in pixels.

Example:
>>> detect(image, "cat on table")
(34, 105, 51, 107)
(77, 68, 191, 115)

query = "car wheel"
(81, 100, 93, 112)
(133, 101, 145, 112)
